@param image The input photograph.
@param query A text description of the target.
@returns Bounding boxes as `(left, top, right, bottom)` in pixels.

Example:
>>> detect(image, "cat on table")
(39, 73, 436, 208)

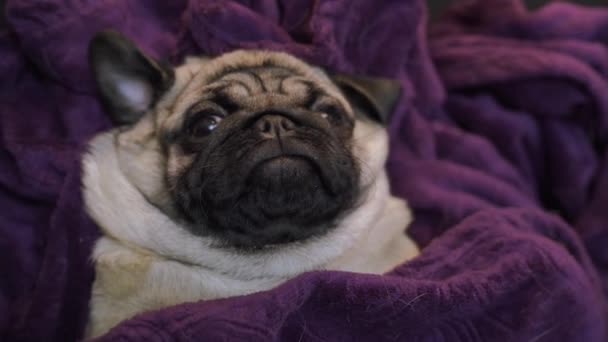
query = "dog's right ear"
(88, 30, 174, 125)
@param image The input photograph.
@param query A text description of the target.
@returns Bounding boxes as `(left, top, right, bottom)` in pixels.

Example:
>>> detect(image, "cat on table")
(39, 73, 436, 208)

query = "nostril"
(280, 118, 295, 131)
(262, 120, 272, 133)
(254, 114, 297, 138)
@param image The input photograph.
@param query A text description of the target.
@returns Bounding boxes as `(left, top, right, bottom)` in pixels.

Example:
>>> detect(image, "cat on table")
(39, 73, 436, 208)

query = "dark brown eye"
(316, 103, 344, 124)
(189, 113, 223, 138)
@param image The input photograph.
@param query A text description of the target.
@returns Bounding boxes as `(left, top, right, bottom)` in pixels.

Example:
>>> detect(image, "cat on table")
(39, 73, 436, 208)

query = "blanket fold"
(1, 0, 607, 341)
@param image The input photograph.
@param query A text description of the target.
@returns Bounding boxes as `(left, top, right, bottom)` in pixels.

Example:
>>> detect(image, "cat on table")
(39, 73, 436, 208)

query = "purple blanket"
(1, 0, 607, 341)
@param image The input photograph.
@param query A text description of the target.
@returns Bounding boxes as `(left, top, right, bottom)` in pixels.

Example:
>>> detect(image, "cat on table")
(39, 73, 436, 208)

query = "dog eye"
(316, 103, 344, 123)
(190, 113, 223, 137)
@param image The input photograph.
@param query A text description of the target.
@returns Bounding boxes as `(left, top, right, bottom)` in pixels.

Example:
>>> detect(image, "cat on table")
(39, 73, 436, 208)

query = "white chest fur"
(86, 198, 417, 338)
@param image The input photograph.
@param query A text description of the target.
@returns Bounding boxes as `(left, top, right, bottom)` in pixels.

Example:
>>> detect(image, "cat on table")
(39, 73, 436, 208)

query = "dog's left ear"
(332, 73, 401, 124)
(88, 30, 175, 125)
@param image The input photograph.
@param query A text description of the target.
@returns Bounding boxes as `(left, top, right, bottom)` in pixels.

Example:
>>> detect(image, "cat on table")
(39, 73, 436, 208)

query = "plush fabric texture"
(1, 0, 607, 341)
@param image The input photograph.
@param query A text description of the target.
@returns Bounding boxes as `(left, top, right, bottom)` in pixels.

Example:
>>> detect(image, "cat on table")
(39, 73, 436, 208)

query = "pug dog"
(82, 30, 419, 338)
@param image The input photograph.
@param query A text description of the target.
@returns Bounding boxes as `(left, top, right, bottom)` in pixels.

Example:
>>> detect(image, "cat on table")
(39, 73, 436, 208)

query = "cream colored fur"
(83, 52, 419, 338)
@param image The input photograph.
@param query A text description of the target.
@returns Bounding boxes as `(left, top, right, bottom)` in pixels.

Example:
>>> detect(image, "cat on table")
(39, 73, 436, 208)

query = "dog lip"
(250, 153, 316, 177)
(257, 155, 314, 173)
(260, 154, 311, 165)
(244, 141, 321, 185)
(244, 139, 318, 167)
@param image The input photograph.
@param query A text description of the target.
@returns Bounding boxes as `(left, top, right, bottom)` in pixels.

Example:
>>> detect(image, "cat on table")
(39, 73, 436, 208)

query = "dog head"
(87, 30, 400, 251)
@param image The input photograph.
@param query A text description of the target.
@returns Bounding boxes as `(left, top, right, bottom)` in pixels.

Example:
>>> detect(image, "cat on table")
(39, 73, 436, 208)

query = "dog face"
(88, 30, 400, 250)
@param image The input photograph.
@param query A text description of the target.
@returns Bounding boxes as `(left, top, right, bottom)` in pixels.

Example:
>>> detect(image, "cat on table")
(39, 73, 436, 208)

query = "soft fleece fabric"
(1, 0, 607, 341)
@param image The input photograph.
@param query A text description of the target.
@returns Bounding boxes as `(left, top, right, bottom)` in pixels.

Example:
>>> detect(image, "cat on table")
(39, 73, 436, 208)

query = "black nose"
(254, 114, 296, 139)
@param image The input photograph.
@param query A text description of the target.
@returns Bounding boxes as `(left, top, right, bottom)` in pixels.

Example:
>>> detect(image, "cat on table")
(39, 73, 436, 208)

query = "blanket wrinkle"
(429, 0, 608, 293)
(1, 0, 608, 341)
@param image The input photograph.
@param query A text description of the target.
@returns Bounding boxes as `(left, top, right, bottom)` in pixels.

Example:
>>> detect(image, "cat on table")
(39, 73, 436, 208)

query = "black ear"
(332, 73, 401, 124)
(88, 30, 174, 125)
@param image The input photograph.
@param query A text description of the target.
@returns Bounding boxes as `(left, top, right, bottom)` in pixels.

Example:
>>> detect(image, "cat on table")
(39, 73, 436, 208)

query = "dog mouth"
(248, 154, 321, 195)
(259, 155, 312, 175)
(262, 155, 308, 166)
(172, 133, 360, 249)
(240, 139, 335, 194)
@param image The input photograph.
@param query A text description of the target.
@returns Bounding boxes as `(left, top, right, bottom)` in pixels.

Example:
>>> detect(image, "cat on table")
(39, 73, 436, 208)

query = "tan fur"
(83, 51, 419, 338)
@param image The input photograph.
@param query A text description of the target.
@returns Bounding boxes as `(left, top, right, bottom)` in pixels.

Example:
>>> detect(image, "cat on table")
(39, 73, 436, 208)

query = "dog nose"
(254, 114, 296, 138)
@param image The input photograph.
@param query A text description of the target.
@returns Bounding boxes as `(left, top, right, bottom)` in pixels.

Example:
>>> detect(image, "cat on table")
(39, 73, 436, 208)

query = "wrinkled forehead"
(158, 50, 351, 131)
(212, 66, 314, 104)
